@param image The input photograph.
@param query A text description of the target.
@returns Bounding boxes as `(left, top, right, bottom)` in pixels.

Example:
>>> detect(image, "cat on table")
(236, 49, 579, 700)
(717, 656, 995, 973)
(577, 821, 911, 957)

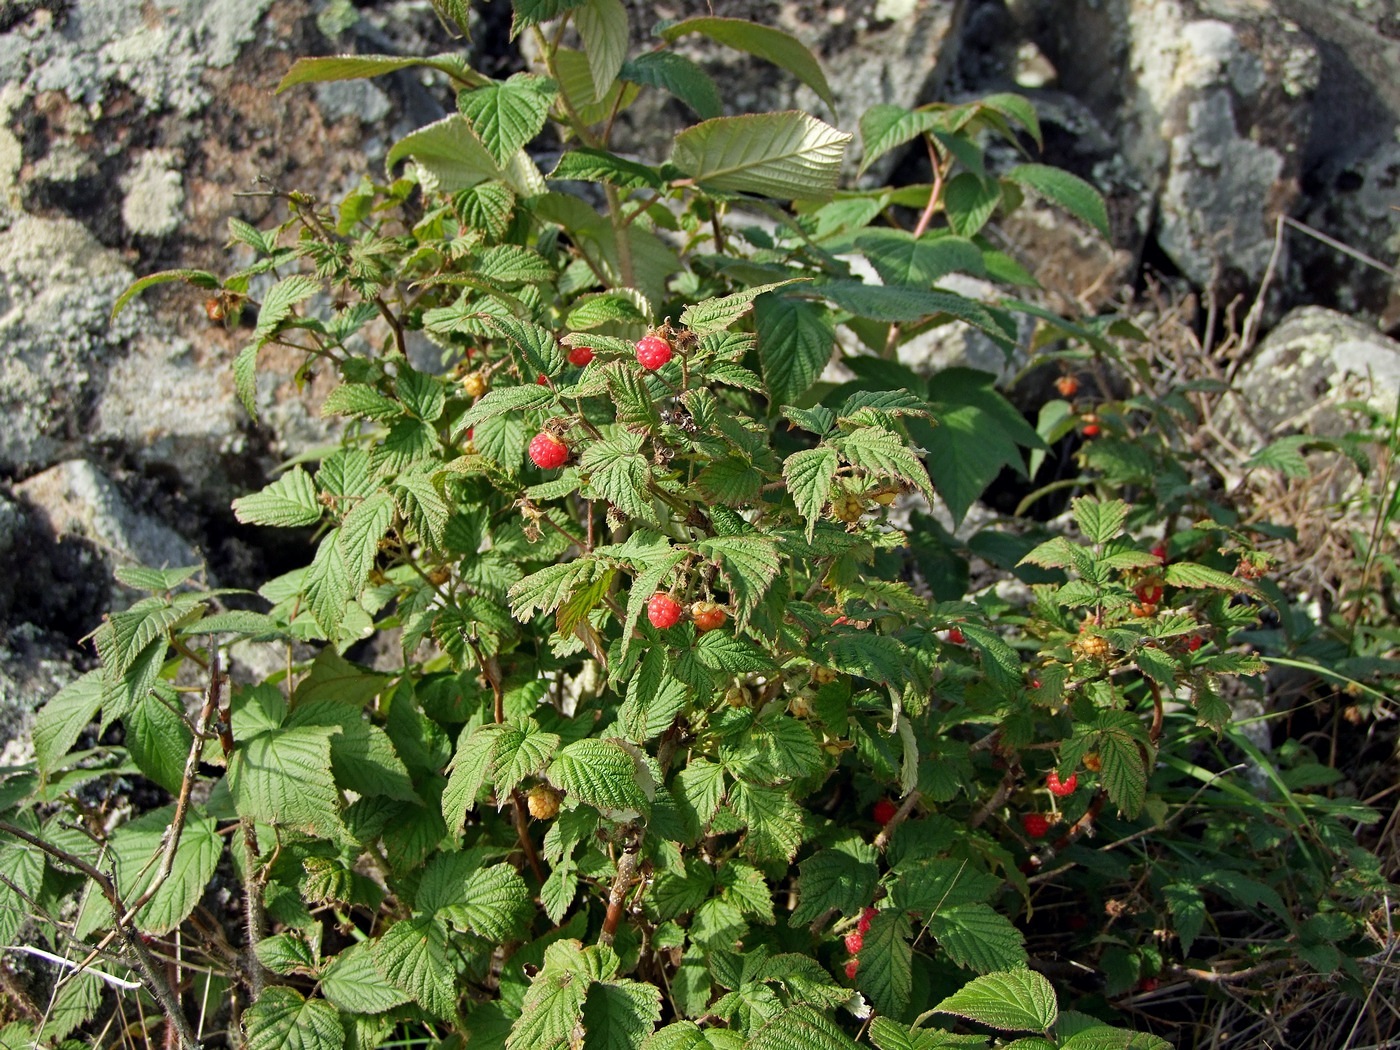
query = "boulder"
(0, 624, 81, 768)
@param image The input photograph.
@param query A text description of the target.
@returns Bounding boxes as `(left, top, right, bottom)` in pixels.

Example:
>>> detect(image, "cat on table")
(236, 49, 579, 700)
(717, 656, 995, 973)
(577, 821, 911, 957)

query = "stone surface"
(14, 459, 205, 609)
(1237, 306, 1400, 436)
(0, 624, 81, 768)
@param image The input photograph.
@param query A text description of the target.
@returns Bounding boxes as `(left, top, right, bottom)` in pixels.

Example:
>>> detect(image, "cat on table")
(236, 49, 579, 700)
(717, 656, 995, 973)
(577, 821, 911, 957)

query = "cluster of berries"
(843, 907, 877, 980)
(646, 594, 727, 633)
(525, 332, 676, 470)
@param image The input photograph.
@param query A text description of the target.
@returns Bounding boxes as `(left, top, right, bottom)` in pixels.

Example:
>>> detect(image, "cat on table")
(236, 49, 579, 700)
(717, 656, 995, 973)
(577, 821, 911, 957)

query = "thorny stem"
(599, 829, 643, 946)
(240, 819, 268, 998)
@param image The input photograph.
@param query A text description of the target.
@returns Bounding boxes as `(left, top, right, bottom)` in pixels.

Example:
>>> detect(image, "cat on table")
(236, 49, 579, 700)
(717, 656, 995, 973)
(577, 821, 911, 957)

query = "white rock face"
(120, 148, 186, 236)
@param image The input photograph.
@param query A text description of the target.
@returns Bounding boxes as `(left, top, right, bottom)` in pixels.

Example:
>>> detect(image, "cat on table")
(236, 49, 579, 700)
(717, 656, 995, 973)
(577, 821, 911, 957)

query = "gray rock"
(0, 624, 81, 768)
(14, 459, 204, 610)
(1238, 306, 1400, 437)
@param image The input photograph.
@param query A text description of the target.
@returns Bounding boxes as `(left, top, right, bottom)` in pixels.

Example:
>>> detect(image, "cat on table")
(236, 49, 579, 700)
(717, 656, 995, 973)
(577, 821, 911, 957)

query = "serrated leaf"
(674, 759, 725, 838)
(1098, 731, 1147, 819)
(548, 738, 649, 816)
(491, 717, 561, 794)
(1070, 497, 1129, 545)
(582, 979, 663, 1050)
(837, 427, 934, 501)
(321, 383, 402, 421)
(228, 725, 346, 840)
(926, 903, 1029, 974)
(322, 941, 411, 1014)
(660, 18, 835, 111)
(507, 942, 602, 1050)
(859, 910, 913, 1017)
(671, 113, 850, 201)
(933, 969, 1057, 1033)
(458, 383, 558, 434)
(303, 529, 351, 638)
(110, 268, 219, 322)
(243, 986, 345, 1050)
(33, 670, 104, 782)
(338, 491, 394, 596)
(681, 279, 808, 335)
(254, 933, 318, 976)
(277, 53, 477, 93)
(388, 114, 503, 192)
(442, 724, 502, 833)
(1162, 562, 1257, 595)
(233, 466, 323, 527)
(748, 1006, 859, 1050)
(790, 848, 877, 927)
(100, 805, 220, 935)
(696, 536, 781, 630)
(575, 0, 628, 99)
(858, 104, 942, 176)
(459, 74, 557, 166)
(256, 274, 321, 336)
(731, 780, 802, 862)
(440, 863, 531, 941)
(756, 294, 834, 405)
(1005, 164, 1110, 238)
(1162, 883, 1205, 957)
(551, 147, 662, 190)
(581, 430, 654, 524)
(855, 229, 984, 287)
(125, 692, 193, 795)
(373, 916, 457, 1019)
(943, 172, 1002, 237)
(288, 700, 416, 802)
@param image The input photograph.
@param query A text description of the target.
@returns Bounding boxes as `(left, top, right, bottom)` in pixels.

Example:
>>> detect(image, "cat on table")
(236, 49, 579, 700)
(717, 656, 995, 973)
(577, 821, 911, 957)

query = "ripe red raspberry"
(947, 627, 965, 645)
(872, 798, 898, 826)
(528, 432, 569, 470)
(1135, 582, 1164, 605)
(635, 334, 673, 370)
(1082, 423, 1101, 437)
(1187, 634, 1204, 652)
(1151, 542, 1168, 564)
(647, 593, 683, 629)
(1021, 813, 1051, 838)
(1055, 375, 1080, 398)
(1046, 770, 1078, 797)
(844, 959, 859, 980)
(844, 930, 864, 954)
(1137, 976, 1159, 992)
(857, 907, 876, 934)
(568, 345, 594, 367)
(690, 601, 727, 633)
(536, 374, 550, 386)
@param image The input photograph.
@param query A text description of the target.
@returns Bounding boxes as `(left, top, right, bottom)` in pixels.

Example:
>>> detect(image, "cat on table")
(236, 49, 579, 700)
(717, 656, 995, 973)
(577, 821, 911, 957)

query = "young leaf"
(547, 739, 650, 816)
(932, 969, 1058, 1033)
(1004, 164, 1111, 239)
(550, 148, 663, 190)
(33, 671, 104, 782)
(373, 915, 458, 1020)
(256, 274, 321, 336)
(620, 51, 721, 119)
(388, 114, 503, 192)
(682, 278, 808, 335)
(836, 427, 935, 502)
(671, 113, 851, 201)
(276, 54, 482, 93)
(659, 18, 836, 112)
(232, 466, 323, 527)
(459, 74, 557, 167)
(1070, 497, 1129, 546)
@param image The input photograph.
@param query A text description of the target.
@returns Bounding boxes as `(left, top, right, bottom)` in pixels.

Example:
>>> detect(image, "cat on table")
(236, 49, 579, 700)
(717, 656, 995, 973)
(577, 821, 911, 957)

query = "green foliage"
(11, 6, 1391, 1050)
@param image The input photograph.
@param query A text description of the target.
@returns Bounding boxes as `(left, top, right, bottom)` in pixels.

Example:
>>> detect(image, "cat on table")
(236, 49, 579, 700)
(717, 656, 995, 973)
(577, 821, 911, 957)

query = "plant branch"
(599, 828, 642, 946)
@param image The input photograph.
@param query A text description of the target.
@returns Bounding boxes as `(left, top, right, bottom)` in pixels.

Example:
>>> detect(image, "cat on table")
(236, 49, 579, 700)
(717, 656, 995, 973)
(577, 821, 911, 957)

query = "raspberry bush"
(3, 4, 1391, 1049)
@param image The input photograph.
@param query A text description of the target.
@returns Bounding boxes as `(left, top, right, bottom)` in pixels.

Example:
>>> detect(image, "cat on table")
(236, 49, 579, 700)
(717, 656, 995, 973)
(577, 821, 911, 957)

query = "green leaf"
(581, 430, 654, 524)
(933, 969, 1057, 1033)
(1070, 497, 1129, 545)
(442, 724, 501, 832)
(256, 274, 321, 336)
(439, 863, 532, 941)
(943, 173, 1002, 237)
(926, 903, 1029, 974)
(491, 717, 562, 794)
(855, 229, 984, 287)
(858, 105, 944, 175)
(1163, 562, 1258, 595)
(109, 805, 221, 935)
(338, 491, 394, 596)
(671, 113, 851, 201)
(322, 383, 402, 421)
(243, 986, 345, 1050)
(304, 529, 351, 638)
(373, 916, 457, 1020)
(388, 114, 503, 192)
(837, 427, 934, 501)
(1059, 1029, 1171, 1050)
(548, 738, 650, 816)
(33, 670, 103, 782)
(567, 291, 650, 330)
(276, 53, 479, 93)
(287, 700, 417, 802)
(756, 294, 834, 405)
(125, 692, 193, 795)
(695, 633, 772, 675)
(228, 725, 346, 840)
(110, 268, 219, 322)
(682, 279, 808, 335)
(322, 941, 412, 1014)
(620, 51, 721, 119)
(731, 780, 802, 862)
(674, 759, 725, 838)
(551, 148, 663, 190)
(459, 73, 557, 167)
(457, 382, 557, 433)
(575, 0, 629, 99)
(582, 980, 663, 1050)
(1005, 164, 1110, 238)
(696, 536, 781, 630)
(783, 447, 839, 541)
(790, 848, 878, 927)
(512, 0, 590, 36)
(1162, 883, 1205, 956)
(1098, 730, 1148, 820)
(232, 466, 323, 527)
(507, 942, 593, 1050)
(660, 18, 835, 111)
(254, 933, 318, 976)
(859, 910, 913, 1017)
(748, 1006, 860, 1050)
